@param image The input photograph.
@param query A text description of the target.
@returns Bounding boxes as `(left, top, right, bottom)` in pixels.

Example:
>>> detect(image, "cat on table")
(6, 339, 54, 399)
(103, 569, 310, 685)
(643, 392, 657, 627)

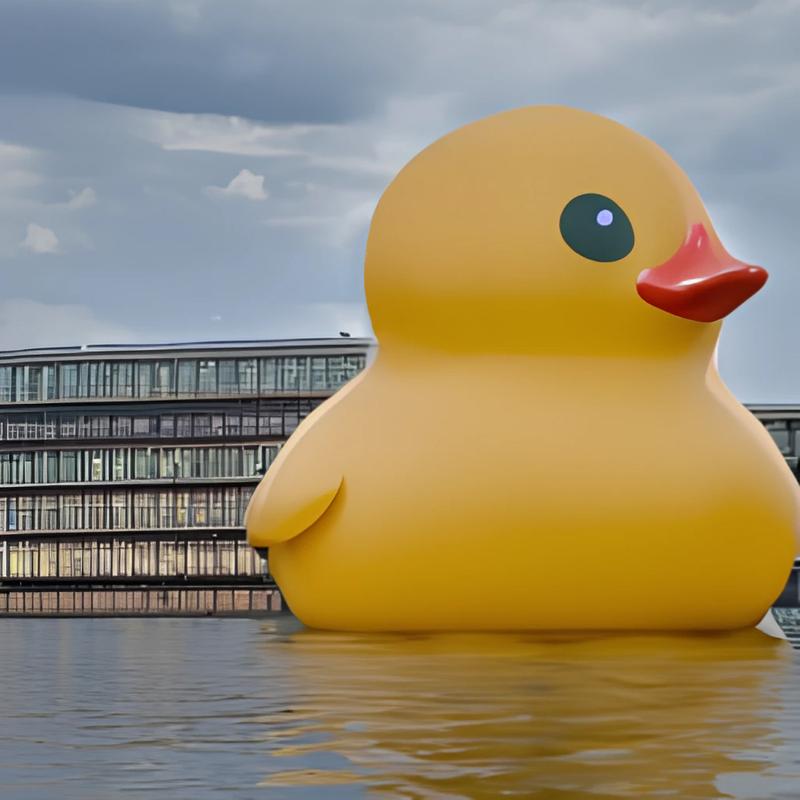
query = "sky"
(0, 0, 798, 401)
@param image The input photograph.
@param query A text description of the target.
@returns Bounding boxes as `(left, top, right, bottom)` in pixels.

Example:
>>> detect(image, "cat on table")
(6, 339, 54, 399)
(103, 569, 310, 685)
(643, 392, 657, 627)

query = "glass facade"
(763, 420, 796, 456)
(0, 399, 323, 441)
(0, 444, 276, 484)
(5, 538, 265, 579)
(0, 487, 254, 531)
(0, 354, 365, 403)
(755, 413, 800, 476)
(0, 340, 371, 612)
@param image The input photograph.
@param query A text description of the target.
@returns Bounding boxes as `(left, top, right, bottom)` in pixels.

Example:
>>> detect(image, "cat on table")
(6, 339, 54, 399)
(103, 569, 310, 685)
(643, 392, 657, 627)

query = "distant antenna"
(339, 331, 351, 337)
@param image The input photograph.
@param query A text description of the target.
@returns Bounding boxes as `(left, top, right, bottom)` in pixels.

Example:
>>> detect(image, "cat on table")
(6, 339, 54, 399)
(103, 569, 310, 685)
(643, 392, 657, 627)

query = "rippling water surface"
(1, 615, 800, 799)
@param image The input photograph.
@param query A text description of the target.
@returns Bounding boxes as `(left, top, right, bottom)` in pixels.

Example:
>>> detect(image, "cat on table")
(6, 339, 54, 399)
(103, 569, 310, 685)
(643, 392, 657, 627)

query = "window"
(193, 448, 208, 477)
(160, 415, 175, 437)
(177, 360, 197, 394)
(113, 416, 132, 437)
(311, 357, 327, 390)
(46, 452, 58, 483)
(260, 446, 278, 472)
(87, 492, 104, 529)
(259, 358, 277, 392)
(133, 416, 153, 436)
(61, 494, 82, 528)
(193, 415, 211, 437)
(198, 360, 217, 393)
(161, 449, 175, 479)
(219, 360, 237, 394)
(225, 413, 240, 436)
(113, 449, 126, 480)
(766, 422, 791, 454)
(0, 366, 12, 401)
(226, 448, 242, 477)
(238, 359, 257, 393)
(328, 357, 347, 388)
(282, 357, 299, 391)
(87, 362, 103, 397)
(296, 357, 310, 391)
(179, 449, 191, 478)
(138, 362, 153, 397)
(45, 364, 57, 399)
(176, 492, 189, 526)
(346, 354, 365, 379)
(40, 496, 58, 529)
(285, 403, 299, 434)
(60, 364, 79, 398)
(134, 448, 158, 479)
(111, 362, 134, 397)
(210, 489, 224, 526)
(26, 366, 43, 401)
(91, 451, 103, 481)
(242, 412, 257, 436)
(176, 415, 192, 437)
(90, 416, 110, 438)
(18, 497, 33, 530)
(192, 489, 208, 525)
(208, 447, 220, 477)
(155, 361, 174, 396)
(61, 451, 78, 482)
(78, 416, 91, 438)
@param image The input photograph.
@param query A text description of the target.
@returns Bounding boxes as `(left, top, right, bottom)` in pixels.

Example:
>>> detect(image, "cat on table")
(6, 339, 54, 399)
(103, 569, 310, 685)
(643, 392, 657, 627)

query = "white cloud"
(20, 223, 59, 254)
(66, 186, 96, 209)
(206, 168, 268, 200)
(153, 113, 310, 157)
(144, 107, 418, 178)
(0, 299, 134, 349)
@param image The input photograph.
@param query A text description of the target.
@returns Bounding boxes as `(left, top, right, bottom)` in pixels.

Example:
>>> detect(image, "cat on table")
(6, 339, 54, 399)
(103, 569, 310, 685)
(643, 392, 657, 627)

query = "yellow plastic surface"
(247, 106, 799, 631)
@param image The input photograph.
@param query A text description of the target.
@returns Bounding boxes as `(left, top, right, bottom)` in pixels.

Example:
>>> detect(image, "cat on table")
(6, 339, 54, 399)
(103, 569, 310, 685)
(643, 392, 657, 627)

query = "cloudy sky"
(0, 0, 798, 400)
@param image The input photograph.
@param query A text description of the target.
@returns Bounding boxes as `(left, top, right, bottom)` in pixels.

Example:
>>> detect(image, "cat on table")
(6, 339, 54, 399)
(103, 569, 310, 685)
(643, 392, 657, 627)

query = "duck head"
(364, 106, 766, 359)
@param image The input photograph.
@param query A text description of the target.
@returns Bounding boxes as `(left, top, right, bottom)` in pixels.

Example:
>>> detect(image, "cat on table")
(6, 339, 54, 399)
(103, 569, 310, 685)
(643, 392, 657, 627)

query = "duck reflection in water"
(256, 624, 798, 799)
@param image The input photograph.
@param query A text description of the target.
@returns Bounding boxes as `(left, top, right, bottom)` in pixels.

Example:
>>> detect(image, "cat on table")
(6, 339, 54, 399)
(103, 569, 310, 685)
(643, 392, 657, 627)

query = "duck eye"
(559, 193, 634, 262)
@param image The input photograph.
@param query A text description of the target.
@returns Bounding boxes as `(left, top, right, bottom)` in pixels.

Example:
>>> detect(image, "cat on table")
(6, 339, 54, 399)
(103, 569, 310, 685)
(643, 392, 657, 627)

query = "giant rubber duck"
(247, 106, 799, 631)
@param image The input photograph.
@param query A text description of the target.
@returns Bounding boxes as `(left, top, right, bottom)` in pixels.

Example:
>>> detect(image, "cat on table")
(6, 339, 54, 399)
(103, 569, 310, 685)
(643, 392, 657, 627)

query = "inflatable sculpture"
(247, 106, 799, 631)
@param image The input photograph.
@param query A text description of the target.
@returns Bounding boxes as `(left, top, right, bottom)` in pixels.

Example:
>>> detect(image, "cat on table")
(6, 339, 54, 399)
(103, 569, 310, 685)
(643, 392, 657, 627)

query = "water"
(1, 615, 800, 799)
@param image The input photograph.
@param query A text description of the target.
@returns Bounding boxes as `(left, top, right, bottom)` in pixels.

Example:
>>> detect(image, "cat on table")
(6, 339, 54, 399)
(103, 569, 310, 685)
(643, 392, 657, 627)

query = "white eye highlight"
(596, 209, 614, 227)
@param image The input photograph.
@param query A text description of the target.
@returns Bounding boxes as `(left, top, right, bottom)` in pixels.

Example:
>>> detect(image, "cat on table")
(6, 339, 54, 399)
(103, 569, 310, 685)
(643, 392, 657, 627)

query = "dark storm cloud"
(0, 0, 407, 123)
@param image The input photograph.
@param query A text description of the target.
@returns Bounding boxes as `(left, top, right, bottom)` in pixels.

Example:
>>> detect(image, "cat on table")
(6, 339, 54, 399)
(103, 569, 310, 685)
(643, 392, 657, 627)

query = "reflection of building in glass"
(0, 339, 371, 615)
(748, 405, 800, 607)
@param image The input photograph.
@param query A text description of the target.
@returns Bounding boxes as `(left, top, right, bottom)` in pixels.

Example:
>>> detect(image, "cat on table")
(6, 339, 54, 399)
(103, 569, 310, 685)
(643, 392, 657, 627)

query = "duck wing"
(245, 412, 343, 547)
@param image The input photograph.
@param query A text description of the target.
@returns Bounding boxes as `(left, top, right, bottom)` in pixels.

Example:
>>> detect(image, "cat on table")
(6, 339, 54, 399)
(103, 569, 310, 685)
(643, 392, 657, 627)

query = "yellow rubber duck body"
(247, 106, 799, 631)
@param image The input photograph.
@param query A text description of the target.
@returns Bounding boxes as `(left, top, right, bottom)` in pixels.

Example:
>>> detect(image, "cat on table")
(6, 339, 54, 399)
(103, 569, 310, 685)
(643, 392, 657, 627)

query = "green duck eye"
(559, 193, 634, 263)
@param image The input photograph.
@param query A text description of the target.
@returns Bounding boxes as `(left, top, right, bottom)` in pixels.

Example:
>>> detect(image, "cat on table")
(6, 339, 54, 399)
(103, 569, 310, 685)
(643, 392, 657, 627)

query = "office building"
(0, 338, 371, 615)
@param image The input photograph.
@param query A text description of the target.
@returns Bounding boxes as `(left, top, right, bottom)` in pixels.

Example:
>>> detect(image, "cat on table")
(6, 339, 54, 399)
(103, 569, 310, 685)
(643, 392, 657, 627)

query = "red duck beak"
(636, 223, 767, 322)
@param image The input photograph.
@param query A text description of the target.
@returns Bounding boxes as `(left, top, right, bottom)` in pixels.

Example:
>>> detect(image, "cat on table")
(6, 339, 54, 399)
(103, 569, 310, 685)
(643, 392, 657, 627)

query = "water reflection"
(0, 617, 798, 799)
(258, 624, 800, 798)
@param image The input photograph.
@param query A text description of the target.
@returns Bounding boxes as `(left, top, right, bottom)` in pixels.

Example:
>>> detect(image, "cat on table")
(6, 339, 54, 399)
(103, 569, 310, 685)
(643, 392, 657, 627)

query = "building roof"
(0, 337, 376, 363)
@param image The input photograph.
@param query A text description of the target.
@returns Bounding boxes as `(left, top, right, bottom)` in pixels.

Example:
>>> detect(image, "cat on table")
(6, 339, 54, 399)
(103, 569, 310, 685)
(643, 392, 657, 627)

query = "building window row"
(0, 487, 254, 533)
(0, 444, 277, 485)
(2, 538, 267, 579)
(763, 420, 800, 457)
(0, 399, 321, 443)
(0, 354, 366, 403)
